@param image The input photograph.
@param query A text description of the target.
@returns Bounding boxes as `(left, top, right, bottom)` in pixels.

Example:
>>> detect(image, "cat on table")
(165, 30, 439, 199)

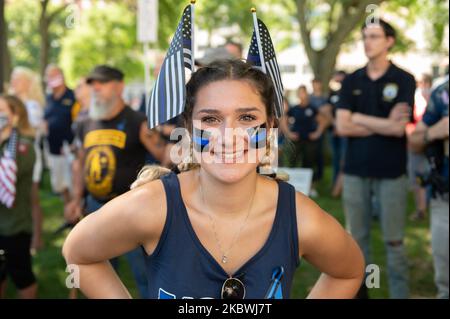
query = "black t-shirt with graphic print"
(336, 62, 416, 178)
(76, 106, 147, 202)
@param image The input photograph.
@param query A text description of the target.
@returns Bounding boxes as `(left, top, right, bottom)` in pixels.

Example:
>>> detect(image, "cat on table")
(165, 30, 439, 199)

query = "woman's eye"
(201, 116, 220, 124)
(240, 114, 257, 122)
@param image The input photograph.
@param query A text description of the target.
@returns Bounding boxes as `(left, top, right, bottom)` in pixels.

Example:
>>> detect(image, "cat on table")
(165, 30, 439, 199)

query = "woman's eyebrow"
(196, 109, 221, 115)
(196, 107, 262, 114)
(235, 107, 262, 113)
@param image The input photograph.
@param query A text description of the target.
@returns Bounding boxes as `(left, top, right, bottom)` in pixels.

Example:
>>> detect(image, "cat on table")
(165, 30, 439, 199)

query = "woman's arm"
(62, 179, 167, 298)
(296, 192, 365, 298)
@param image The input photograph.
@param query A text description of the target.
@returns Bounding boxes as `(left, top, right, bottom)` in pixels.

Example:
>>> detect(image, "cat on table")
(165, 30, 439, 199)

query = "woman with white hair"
(9, 67, 45, 131)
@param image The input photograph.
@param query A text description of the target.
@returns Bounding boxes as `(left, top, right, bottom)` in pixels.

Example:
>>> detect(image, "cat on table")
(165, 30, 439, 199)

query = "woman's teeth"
(214, 150, 245, 160)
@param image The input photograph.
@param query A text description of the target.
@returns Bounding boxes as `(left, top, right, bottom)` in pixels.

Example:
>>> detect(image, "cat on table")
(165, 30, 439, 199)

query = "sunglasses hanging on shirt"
(221, 273, 246, 299)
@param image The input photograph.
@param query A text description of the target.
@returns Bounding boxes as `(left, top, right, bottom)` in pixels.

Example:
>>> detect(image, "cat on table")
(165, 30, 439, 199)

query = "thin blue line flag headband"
(247, 9, 285, 118)
(147, 5, 285, 129)
(146, 2, 195, 129)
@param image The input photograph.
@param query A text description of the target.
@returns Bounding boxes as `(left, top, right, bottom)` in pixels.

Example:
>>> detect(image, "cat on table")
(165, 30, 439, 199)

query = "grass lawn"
(4, 167, 436, 299)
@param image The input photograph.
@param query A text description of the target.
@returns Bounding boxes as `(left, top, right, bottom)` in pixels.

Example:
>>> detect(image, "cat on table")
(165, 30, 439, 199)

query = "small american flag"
(247, 14, 284, 118)
(147, 4, 194, 129)
(0, 128, 18, 208)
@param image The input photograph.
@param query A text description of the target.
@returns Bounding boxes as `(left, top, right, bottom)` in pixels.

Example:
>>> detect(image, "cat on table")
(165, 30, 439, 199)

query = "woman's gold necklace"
(199, 173, 256, 264)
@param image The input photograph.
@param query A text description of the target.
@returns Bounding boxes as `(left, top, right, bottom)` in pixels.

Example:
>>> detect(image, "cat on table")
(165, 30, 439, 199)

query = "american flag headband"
(145, 3, 284, 131)
(192, 123, 268, 152)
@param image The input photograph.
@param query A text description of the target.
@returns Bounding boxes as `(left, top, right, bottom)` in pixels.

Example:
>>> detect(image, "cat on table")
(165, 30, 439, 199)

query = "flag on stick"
(247, 9, 284, 118)
(147, 2, 195, 129)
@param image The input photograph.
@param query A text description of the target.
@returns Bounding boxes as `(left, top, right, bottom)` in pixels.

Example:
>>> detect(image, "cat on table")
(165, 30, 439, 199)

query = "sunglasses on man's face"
(221, 277, 246, 299)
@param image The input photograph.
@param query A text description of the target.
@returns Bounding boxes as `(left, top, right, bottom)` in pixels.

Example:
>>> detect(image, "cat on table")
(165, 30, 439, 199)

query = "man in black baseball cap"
(86, 65, 124, 84)
(66, 63, 165, 298)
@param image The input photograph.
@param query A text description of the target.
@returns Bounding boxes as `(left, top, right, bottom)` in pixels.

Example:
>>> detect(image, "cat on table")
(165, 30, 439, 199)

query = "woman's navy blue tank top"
(144, 172, 300, 299)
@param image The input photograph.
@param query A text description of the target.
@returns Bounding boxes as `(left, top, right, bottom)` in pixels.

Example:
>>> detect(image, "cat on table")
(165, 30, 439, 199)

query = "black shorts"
(0, 232, 36, 290)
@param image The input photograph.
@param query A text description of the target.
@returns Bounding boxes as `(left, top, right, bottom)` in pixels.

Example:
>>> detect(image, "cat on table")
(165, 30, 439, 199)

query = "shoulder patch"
(383, 83, 399, 102)
(62, 98, 75, 106)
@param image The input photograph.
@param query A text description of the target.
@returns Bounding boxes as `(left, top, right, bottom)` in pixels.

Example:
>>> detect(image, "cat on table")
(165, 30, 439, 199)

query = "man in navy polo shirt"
(282, 85, 328, 191)
(336, 19, 415, 298)
(44, 64, 78, 205)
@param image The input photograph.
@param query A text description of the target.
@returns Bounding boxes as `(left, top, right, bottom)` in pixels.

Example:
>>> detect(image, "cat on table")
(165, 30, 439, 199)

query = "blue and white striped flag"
(147, 4, 194, 129)
(247, 11, 284, 118)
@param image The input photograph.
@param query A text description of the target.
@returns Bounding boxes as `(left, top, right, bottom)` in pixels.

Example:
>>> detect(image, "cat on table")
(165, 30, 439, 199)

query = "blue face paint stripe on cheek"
(192, 123, 268, 152)
(193, 135, 209, 146)
(193, 128, 211, 152)
(248, 123, 267, 149)
(251, 130, 266, 143)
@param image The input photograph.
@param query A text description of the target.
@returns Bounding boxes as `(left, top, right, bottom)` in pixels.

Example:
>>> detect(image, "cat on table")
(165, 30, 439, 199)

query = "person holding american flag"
(0, 94, 42, 299)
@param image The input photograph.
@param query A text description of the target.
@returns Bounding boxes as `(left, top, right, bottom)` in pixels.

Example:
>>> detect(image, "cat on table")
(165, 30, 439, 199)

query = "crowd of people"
(0, 19, 448, 299)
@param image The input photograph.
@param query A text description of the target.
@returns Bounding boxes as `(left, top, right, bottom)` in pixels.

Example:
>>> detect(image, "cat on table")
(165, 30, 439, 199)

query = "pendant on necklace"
(222, 256, 228, 264)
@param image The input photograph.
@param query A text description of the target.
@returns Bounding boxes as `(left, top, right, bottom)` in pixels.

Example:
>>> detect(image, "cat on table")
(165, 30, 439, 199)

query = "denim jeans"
(430, 195, 449, 299)
(85, 195, 149, 298)
(343, 174, 409, 298)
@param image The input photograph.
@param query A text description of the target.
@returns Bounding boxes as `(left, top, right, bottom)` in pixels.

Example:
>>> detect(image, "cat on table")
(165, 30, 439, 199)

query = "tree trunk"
(295, 0, 384, 95)
(39, 18, 50, 82)
(39, 0, 50, 83)
(0, 0, 8, 93)
(38, 0, 69, 84)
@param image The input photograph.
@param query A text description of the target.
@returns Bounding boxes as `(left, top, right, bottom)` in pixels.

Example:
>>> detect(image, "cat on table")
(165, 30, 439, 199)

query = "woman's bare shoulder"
(63, 178, 169, 263)
(126, 178, 166, 204)
(102, 178, 168, 240)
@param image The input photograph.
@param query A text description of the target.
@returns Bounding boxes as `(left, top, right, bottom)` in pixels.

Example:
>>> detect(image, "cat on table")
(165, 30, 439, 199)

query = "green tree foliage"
(384, 0, 449, 54)
(157, 0, 187, 50)
(295, 0, 385, 93)
(293, 0, 448, 92)
(3, 0, 447, 89)
(59, 0, 192, 85)
(59, 2, 143, 85)
(196, 1, 253, 46)
(6, 0, 67, 72)
(196, 0, 298, 52)
(0, 0, 7, 91)
(6, 0, 41, 70)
